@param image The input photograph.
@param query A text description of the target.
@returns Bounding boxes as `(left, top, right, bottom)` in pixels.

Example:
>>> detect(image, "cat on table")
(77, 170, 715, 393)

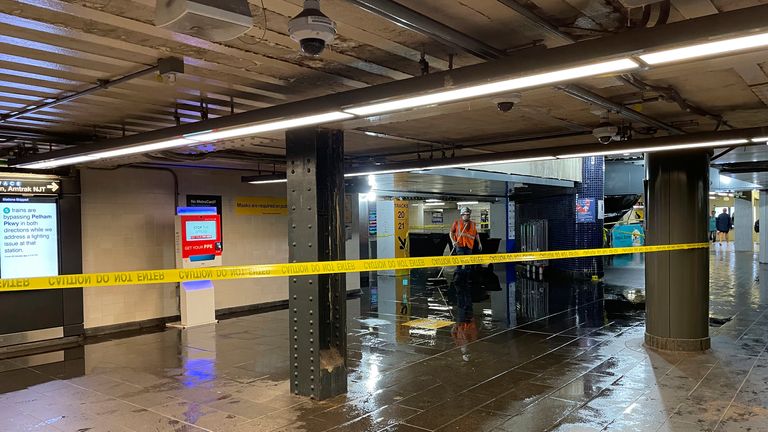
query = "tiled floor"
(1, 247, 768, 431)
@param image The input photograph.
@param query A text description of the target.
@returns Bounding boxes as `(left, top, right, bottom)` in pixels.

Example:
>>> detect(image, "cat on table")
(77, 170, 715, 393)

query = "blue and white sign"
(0, 197, 59, 278)
(612, 224, 645, 247)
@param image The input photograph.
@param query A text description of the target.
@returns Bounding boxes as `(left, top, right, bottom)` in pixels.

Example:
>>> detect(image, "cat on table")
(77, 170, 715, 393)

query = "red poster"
(180, 215, 222, 259)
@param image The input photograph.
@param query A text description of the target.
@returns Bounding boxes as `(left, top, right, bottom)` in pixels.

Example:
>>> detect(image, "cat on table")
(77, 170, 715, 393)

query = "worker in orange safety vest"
(449, 207, 482, 322)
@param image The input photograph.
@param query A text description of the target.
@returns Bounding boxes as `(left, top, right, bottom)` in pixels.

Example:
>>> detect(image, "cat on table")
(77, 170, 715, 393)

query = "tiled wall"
(573, 156, 605, 276)
(516, 156, 605, 277)
(516, 193, 575, 272)
(81, 168, 290, 329)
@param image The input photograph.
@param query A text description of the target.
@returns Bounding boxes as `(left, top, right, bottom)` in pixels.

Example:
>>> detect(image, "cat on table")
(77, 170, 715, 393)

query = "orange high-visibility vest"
(451, 220, 478, 249)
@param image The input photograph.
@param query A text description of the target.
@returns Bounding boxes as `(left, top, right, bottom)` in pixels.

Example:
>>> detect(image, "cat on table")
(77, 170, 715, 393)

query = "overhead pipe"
(0, 57, 184, 123)
(352, 0, 684, 135)
(499, 0, 717, 132)
(558, 84, 685, 135)
(496, 0, 576, 44)
(347, 0, 504, 59)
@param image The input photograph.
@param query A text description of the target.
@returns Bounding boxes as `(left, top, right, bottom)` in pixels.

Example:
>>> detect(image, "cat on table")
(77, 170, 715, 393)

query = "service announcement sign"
(0, 197, 59, 278)
(235, 197, 288, 216)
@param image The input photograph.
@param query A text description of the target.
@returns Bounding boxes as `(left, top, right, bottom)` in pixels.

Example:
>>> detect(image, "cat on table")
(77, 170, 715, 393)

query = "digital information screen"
(185, 220, 217, 242)
(0, 197, 59, 278)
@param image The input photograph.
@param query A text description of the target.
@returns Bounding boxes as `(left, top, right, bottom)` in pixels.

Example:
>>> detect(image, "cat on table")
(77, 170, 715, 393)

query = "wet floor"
(1, 247, 768, 431)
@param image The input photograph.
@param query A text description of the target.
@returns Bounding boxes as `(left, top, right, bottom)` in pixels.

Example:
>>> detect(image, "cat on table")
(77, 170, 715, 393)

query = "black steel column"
(645, 150, 710, 351)
(287, 128, 347, 399)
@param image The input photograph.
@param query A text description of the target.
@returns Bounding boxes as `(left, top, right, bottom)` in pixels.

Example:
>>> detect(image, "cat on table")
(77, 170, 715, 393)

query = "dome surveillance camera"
(288, 0, 336, 57)
(593, 124, 619, 144)
(493, 94, 522, 113)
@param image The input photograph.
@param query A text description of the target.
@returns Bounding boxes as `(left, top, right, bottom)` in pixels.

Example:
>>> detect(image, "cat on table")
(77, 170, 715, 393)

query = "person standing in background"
(716, 208, 732, 246)
(709, 210, 717, 243)
(449, 207, 482, 323)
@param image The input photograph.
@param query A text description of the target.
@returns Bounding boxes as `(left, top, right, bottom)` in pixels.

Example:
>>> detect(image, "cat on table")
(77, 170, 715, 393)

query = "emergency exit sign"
(0, 179, 60, 195)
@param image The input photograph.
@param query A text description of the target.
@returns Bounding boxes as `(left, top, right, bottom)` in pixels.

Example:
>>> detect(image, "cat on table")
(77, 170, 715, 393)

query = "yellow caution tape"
(0, 243, 708, 292)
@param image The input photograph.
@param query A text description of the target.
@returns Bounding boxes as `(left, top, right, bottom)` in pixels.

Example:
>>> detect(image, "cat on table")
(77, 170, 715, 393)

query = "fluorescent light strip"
(17, 138, 197, 170)
(751, 137, 768, 142)
(20, 113, 354, 170)
(457, 201, 479, 205)
(640, 32, 768, 65)
(344, 168, 419, 177)
(185, 112, 354, 142)
(93, 138, 196, 159)
(250, 139, 755, 185)
(248, 178, 288, 185)
(424, 202, 446, 206)
(427, 156, 557, 170)
(19, 155, 101, 170)
(342, 156, 557, 178)
(344, 59, 639, 116)
(556, 139, 749, 159)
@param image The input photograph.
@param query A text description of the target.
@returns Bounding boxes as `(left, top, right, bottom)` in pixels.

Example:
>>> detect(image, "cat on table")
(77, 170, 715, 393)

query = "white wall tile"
(80, 168, 295, 329)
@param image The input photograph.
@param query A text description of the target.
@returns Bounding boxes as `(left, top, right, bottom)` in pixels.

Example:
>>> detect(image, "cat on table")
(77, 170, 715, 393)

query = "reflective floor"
(1, 248, 768, 431)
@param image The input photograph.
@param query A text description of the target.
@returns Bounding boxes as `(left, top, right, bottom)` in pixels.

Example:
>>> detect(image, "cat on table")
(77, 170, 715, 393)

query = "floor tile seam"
(651, 413, 685, 432)
(397, 422, 432, 431)
(553, 322, 614, 339)
(545, 391, 610, 432)
(515, 329, 561, 337)
(683, 360, 721, 398)
(735, 308, 768, 341)
(315, 382, 440, 418)
(493, 337, 598, 379)
(474, 297, 605, 344)
(322, 400, 423, 432)
(475, 376, 580, 417)
(61, 378, 215, 432)
(401, 400, 506, 431)
(456, 368, 541, 398)
(712, 343, 768, 430)
(549, 325, 584, 339)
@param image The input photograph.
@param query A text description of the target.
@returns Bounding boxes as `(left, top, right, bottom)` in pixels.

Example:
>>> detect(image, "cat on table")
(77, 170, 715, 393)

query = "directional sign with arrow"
(0, 178, 61, 196)
(397, 236, 408, 250)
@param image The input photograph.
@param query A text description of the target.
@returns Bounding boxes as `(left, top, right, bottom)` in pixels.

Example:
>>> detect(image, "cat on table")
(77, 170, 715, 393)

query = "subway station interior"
(4, 0, 768, 431)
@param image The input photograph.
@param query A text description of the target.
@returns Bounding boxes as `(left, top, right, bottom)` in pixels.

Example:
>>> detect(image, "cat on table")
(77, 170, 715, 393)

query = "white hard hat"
(460, 206, 472, 215)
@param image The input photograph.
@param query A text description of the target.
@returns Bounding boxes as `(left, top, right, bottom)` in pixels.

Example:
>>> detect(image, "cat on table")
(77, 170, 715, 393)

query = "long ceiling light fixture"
(17, 138, 199, 169)
(640, 32, 768, 65)
(247, 136, 761, 184)
(344, 59, 638, 116)
(183, 111, 354, 143)
(248, 156, 555, 184)
(556, 139, 750, 159)
(15, 113, 353, 169)
(22, 59, 637, 172)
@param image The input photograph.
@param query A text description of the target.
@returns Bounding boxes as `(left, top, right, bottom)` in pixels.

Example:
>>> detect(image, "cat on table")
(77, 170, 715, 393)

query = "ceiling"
(359, 171, 512, 198)
(2, 0, 768, 183)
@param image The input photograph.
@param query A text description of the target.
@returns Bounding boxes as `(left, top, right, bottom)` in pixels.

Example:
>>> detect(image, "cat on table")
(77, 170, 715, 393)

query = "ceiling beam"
(7, 0, 368, 90)
(354, 0, 680, 134)
(348, 0, 504, 60)
(497, 0, 576, 45)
